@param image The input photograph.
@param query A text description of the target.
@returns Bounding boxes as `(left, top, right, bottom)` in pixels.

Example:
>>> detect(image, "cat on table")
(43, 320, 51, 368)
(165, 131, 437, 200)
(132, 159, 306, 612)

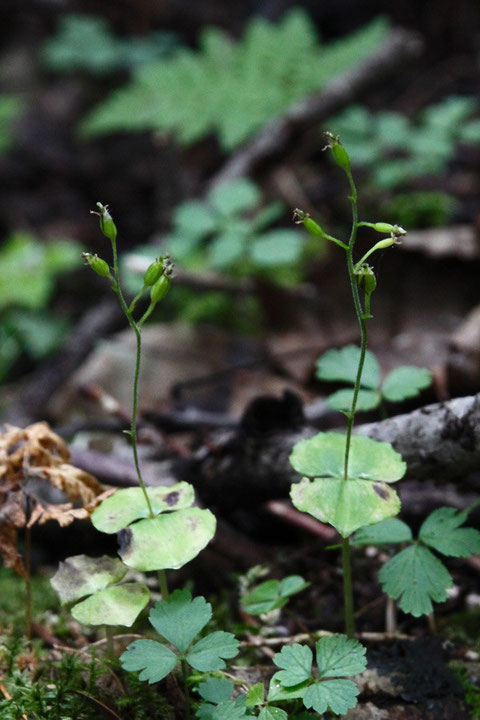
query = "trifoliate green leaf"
(272, 644, 313, 686)
(382, 366, 432, 402)
(71, 582, 150, 626)
(419, 507, 480, 557)
(316, 634, 367, 677)
(352, 518, 413, 546)
(118, 507, 216, 571)
(379, 545, 452, 616)
(197, 677, 234, 704)
(290, 432, 405, 483)
(242, 575, 308, 615)
(315, 346, 380, 389)
(120, 638, 177, 683)
(326, 388, 380, 412)
(303, 678, 359, 716)
(258, 708, 288, 720)
(50, 554, 128, 604)
(245, 682, 265, 707)
(91, 483, 194, 533)
(291, 476, 400, 537)
(187, 631, 240, 671)
(149, 589, 211, 653)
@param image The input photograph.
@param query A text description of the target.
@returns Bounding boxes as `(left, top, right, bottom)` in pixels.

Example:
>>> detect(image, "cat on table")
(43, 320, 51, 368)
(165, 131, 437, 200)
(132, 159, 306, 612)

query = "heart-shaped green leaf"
(71, 582, 150, 626)
(51, 554, 128, 604)
(118, 507, 216, 571)
(91, 482, 195, 534)
(290, 432, 405, 483)
(291, 476, 400, 537)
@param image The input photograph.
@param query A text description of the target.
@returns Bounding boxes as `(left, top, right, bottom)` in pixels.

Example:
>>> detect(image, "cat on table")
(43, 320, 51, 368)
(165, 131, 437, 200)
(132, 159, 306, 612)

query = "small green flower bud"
(143, 258, 164, 287)
(372, 222, 407, 236)
(371, 237, 399, 251)
(356, 264, 376, 295)
(324, 132, 350, 171)
(82, 252, 111, 277)
(92, 202, 117, 243)
(293, 209, 325, 237)
(150, 274, 171, 304)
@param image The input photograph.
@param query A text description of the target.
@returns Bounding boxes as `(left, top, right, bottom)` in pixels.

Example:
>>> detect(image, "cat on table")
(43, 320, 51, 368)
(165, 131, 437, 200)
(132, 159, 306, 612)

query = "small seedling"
(316, 344, 432, 413)
(290, 134, 408, 637)
(121, 589, 239, 717)
(267, 634, 367, 716)
(353, 503, 480, 616)
(241, 574, 309, 616)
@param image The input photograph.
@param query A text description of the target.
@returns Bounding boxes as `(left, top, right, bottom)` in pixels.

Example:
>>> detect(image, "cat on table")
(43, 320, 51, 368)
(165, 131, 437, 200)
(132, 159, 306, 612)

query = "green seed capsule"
(82, 252, 111, 277)
(143, 259, 164, 286)
(150, 274, 171, 304)
(331, 142, 351, 171)
(356, 264, 376, 295)
(373, 222, 396, 234)
(303, 216, 325, 237)
(95, 203, 117, 243)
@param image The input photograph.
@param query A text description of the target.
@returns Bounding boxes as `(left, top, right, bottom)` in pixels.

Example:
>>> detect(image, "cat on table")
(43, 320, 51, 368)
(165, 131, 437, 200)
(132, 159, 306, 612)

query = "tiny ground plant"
(290, 134, 407, 637)
(353, 503, 480, 616)
(121, 589, 239, 719)
(316, 344, 432, 414)
(241, 574, 309, 616)
(51, 205, 216, 634)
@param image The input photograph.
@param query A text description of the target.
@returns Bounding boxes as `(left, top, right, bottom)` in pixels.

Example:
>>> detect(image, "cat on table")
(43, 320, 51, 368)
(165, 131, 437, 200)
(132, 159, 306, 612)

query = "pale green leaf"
(118, 507, 216, 571)
(251, 230, 304, 267)
(244, 682, 264, 707)
(71, 582, 150, 626)
(272, 644, 312, 686)
(315, 346, 380, 389)
(382, 366, 432, 402)
(174, 201, 217, 239)
(352, 518, 413, 546)
(197, 677, 234, 704)
(149, 589, 211, 653)
(209, 178, 261, 215)
(120, 638, 177, 683)
(419, 507, 480, 558)
(289, 432, 406, 483)
(196, 700, 247, 720)
(327, 388, 380, 412)
(316, 634, 367, 677)
(291, 476, 400, 537)
(379, 545, 452, 616)
(91, 483, 195, 534)
(208, 226, 248, 269)
(267, 673, 308, 702)
(242, 575, 308, 615)
(187, 631, 240, 671)
(303, 678, 359, 716)
(50, 554, 127, 604)
(258, 707, 288, 720)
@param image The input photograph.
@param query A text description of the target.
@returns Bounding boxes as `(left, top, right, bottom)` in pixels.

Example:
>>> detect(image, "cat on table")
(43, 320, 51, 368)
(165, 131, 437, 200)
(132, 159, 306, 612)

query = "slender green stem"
(339, 167, 369, 637)
(110, 240, 154, 518)
(181, 659, 191, 720)
(129, 285, 147, 314)
(157, 570, 169, 600)
(325, 234, 349, 250)
(341, 538, 354, 638)
(138, 301, 156, 329)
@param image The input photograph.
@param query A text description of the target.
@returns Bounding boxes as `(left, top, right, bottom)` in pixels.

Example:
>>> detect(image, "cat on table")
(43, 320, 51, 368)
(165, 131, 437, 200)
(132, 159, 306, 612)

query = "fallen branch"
(207, 28, 422, 192)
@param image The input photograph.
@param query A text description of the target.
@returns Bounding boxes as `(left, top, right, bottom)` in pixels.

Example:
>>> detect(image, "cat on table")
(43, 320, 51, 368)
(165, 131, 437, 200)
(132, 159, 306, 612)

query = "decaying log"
(69, 392, 480, 512)
(185, 392, 480, 510)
